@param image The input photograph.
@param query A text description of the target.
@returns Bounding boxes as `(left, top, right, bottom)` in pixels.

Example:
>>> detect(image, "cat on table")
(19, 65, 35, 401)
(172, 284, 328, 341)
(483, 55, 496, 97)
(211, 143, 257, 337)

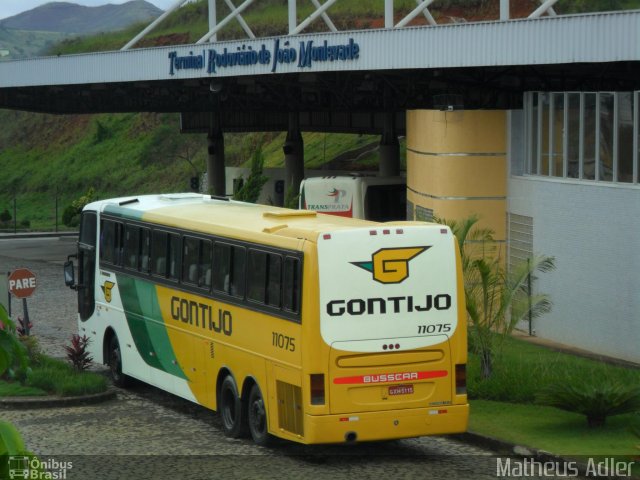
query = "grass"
(468, 337, 640, 475)
(470, 400, 640, 475)
(467, 336, 640, 404)
(1, 355, 108, 398)
(0, 380, 47, 397)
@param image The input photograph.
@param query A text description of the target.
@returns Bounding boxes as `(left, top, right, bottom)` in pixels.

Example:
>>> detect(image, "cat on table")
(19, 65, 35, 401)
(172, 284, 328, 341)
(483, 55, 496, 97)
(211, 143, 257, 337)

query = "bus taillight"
(310, 374, 325, 405)
(455, 364, 466, 395)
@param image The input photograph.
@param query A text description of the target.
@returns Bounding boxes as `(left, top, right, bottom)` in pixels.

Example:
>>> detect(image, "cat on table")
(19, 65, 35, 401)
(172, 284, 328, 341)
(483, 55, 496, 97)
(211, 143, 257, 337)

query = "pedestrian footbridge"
(0, 1, 638, 135)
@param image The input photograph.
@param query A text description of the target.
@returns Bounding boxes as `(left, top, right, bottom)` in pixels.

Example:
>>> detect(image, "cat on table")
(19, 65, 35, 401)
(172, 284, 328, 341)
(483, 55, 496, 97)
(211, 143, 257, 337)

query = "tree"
(284, 183, 300, 209)
(234, 147, 268, 203)
(63, 187, 96, 227)
(439, 215, 556, 379)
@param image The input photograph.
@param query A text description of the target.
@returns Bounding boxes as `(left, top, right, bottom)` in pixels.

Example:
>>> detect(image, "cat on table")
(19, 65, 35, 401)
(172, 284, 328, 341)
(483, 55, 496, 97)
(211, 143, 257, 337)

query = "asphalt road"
(0, 237, 574, 480)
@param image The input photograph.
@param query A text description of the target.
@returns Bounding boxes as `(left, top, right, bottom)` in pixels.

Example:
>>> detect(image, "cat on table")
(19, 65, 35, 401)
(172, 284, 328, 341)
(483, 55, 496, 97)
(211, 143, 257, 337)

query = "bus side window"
(248, 250, 267, 303)
(100, 220, 115, 264)
(230, 246, 246, 298)
(115, 222, 124, 266)
(124, 225, 140, 270)
(200, 240, 213, 289)
(213, 243, 230, 294)
(140, 228, 151, 273)
(168, 233, 180, 280)
(152, 231, 167, 276)
(266, 254, 282, 308)
(213, 243, 245, 298)
(283, 257, 300, 314)
(182, 236, 199, 284)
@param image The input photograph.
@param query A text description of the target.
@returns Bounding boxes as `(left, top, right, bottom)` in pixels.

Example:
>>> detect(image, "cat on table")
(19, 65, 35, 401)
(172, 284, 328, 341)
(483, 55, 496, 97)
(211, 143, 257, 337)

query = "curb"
(452, 431, 640, 480)
(0, 388, 116, 409)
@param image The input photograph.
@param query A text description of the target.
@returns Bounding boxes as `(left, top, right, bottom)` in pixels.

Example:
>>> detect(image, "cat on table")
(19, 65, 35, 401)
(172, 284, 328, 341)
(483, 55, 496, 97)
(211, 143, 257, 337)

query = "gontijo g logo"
(101, 281, 115, 303)
(351, 247, 430, 284)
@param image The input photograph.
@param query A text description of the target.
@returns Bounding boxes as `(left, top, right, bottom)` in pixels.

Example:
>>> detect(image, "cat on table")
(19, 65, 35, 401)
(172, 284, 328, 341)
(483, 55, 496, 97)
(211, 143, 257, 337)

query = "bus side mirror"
(64, 256, 76, 289)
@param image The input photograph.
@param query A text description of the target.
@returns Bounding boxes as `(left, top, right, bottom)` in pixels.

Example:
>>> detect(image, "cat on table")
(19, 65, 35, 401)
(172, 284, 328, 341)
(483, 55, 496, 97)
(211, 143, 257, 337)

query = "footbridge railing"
(121, 0, 563, 50)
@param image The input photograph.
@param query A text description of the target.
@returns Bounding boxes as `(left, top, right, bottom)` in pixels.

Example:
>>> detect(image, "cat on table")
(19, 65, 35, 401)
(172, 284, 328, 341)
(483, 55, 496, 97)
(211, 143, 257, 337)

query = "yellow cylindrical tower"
(406, 109, 507, 248)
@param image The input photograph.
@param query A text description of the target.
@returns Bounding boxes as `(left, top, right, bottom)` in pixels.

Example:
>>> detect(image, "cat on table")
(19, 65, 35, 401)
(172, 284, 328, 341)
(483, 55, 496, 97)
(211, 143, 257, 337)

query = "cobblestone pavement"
(0, 238, 579, 480)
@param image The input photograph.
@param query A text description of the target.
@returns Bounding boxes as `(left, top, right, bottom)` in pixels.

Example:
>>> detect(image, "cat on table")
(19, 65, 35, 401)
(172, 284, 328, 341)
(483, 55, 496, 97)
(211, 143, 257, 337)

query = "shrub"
(0, 305, 28, 379)
(0, 208, 11, 223)
(18, 335, 41, 363)
(537, 381, 640, 427)
(65, 334, 93, 371)
(63, 187, 97, 227)
(62, 205, 80, 227)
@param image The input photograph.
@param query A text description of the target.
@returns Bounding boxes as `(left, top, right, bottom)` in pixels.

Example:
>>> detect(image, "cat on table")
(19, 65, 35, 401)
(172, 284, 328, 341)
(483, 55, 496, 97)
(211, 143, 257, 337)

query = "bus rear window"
(365, 184, 407, 222)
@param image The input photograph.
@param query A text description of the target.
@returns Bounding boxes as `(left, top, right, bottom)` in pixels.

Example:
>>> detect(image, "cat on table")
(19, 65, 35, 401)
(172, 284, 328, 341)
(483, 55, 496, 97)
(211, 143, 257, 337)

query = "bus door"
(77, 212, 97, 321)
(317, 226, 458, 414)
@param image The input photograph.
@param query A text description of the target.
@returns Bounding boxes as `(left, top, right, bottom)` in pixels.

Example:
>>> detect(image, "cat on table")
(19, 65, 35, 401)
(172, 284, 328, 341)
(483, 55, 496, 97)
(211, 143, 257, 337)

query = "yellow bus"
(64, 193, 468, 445)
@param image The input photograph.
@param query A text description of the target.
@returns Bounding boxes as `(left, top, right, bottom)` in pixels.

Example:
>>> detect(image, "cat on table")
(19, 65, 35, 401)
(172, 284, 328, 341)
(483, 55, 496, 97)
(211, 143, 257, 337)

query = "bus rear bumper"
(301, 404, 469, 444)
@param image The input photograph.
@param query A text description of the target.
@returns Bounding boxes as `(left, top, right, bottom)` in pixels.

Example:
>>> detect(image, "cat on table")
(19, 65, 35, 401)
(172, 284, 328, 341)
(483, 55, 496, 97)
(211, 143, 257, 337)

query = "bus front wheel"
(248, 383, 273, 447)
(108, 336, 130, 388)
(219, 375, 247, 438)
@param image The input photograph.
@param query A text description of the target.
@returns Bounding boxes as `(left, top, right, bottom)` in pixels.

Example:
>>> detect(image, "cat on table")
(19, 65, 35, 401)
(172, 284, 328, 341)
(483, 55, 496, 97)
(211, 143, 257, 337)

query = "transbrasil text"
(168, 37, 359, 76)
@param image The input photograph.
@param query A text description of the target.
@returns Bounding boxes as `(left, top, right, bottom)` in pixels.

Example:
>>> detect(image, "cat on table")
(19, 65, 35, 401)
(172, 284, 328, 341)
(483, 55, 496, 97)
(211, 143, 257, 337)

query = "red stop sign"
(8, 268, 37, 299)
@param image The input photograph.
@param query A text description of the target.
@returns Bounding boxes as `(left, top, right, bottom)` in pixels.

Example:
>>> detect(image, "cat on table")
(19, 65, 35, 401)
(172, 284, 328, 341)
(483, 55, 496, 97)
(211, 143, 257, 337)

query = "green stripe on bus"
(117, 274, 187, 380)
(104, 205, 145, 221)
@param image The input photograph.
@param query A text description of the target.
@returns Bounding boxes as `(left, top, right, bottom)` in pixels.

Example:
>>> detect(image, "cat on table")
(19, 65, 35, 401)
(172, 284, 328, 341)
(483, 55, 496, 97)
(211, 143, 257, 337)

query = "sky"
(0, 1, 178, 20)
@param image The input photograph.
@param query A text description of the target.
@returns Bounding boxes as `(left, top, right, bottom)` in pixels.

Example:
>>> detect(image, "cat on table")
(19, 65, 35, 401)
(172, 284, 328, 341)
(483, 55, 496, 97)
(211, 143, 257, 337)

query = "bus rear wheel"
(248, 383, 274, 447)
(219, 375, 247, 438)
(108, 336, 130, 388)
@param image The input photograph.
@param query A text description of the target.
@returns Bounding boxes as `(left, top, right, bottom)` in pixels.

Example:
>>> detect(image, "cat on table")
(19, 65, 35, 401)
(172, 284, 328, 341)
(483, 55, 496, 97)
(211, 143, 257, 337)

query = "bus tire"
(247, 383, 274, 447)
(219, 375, 247, 438)
(108, 336, 131, 388)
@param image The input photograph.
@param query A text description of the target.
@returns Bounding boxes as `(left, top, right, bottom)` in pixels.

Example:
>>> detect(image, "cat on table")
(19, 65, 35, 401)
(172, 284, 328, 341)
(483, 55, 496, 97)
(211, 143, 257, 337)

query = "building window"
(524, 91, 639, 185)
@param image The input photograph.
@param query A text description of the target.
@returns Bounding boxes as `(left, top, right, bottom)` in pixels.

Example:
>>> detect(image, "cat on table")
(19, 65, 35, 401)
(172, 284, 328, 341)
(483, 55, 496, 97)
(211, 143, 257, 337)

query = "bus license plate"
(388, 385, 414, 396)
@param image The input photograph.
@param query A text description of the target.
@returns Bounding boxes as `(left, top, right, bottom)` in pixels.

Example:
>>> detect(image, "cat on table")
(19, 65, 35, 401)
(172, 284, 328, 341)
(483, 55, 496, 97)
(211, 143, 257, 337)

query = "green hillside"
(0, 27, 67, 59)
(0, 1, 162, 35)
(1, 0, 638, 231)
(0, 1, 161, 60)
(0, 109, 383, 230)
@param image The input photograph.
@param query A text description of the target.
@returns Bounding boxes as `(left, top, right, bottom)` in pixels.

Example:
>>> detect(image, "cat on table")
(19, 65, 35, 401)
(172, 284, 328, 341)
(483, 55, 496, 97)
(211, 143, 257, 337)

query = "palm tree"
(438, 215, 555, 379)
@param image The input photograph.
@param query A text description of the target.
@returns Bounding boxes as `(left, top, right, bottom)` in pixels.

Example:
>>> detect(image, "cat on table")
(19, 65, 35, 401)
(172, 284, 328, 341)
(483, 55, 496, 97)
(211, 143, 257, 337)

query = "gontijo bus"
(64, 193, 468, 445)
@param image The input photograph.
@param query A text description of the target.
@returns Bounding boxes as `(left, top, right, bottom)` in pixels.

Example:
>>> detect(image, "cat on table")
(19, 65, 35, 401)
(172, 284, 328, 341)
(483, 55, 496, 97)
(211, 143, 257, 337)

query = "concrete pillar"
(379, 110, 400, 177)
(406, 109, 507, 251)
(283, 112, 304, 204)
(207, 112, 225, 196)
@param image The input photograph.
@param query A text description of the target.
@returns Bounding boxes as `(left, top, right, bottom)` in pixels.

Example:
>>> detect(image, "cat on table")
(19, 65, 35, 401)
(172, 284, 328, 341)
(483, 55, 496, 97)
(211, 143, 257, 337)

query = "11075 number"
(417, 323, 451, 335)
(272, 332, 296, 352)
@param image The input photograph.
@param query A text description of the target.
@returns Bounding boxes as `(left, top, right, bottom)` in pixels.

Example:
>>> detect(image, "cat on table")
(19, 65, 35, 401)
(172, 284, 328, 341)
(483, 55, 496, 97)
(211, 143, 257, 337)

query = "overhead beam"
(122, 0, 187, 50)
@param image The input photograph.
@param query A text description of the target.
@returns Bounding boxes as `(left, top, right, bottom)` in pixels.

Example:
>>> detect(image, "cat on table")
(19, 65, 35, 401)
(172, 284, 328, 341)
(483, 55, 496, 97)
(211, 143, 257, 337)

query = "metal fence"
(0, 193, 80, 234)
